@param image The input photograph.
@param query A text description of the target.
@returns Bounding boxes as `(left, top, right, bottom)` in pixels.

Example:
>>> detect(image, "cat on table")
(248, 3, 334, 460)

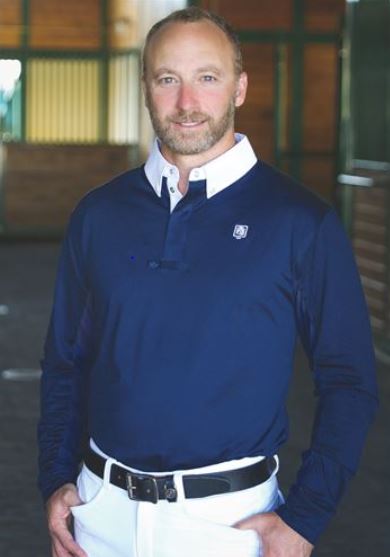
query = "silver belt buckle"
(126, 473, 159, 503)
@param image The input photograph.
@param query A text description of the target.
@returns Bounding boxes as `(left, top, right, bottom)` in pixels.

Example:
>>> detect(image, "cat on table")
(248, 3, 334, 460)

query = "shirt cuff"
(274, 449, 354, 544)
(39, 469, 79, 503)
(275, 485, 334, 545)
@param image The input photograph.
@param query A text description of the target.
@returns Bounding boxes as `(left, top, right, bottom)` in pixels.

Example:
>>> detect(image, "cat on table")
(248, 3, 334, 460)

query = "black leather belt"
(84, 448, 277, 504)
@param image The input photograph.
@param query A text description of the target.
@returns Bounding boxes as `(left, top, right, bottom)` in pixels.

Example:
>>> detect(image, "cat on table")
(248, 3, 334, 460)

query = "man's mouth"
(173, 120, 206, 128)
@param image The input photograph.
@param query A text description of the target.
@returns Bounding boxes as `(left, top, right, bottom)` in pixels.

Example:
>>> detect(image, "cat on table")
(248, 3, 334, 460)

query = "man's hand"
(235, 511, 313, 557)
(46, 483, 87, 557)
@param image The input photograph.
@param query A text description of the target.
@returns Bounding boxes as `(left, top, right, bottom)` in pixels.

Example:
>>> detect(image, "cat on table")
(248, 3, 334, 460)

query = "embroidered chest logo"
(233, 224, 249, 239)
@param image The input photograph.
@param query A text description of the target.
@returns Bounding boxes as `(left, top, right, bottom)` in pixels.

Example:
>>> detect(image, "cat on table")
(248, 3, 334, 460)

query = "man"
(38, 7, 378, 557)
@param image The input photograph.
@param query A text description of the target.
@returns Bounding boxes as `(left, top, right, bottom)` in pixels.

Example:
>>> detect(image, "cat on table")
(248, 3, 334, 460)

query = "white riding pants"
(71, 450, 283, 557)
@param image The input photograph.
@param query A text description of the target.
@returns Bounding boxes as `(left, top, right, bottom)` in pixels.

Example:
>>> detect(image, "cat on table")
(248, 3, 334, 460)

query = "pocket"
(169, 475, 280, 557)
(70, 465, 108, 519)
(199, 518, 261, 557)
(70, 466, 137, 556)
(156, 508, 261, 557)
(199, 516, 261, 545)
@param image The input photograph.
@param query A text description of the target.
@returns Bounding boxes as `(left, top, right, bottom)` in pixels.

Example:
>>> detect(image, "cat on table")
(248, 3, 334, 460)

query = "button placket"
(150, 179, 207, 271)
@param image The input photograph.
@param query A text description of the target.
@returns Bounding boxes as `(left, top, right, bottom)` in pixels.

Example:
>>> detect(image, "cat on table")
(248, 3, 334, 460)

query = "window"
(0, 59, 22, 141)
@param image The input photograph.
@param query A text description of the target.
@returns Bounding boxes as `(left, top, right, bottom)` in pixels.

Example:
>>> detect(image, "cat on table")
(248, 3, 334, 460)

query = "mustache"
(169, 111, 209, 124)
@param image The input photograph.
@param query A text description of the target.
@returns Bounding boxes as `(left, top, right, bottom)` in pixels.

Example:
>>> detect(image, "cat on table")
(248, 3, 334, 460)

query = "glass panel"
(0, 59, 22, 141)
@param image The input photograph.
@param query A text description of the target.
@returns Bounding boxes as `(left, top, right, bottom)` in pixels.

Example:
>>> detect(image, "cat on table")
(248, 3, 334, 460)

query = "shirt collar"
(144, 133, 258, 199)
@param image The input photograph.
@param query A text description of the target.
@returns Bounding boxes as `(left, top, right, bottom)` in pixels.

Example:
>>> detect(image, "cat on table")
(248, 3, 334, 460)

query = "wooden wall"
(0, 0, 103, 49)
(352, 186, 387, 333)
(2, 144, 134, 232)
(29, 0, 101, 50)
(206, 0, 294, 29)
(238, 43, 275, 163)
(343, 175, 390, 341)
(301, 43, 339, 200)
(202, 0, 344, 32)
(200, 0, 345, 202)
(0, 0, 143, 50)
(305, 0, 344, 30)
(0, 0, 22, 48)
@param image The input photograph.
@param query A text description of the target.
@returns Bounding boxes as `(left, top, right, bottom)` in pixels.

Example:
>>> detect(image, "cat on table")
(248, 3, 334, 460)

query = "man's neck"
(160, 133, 236, 195)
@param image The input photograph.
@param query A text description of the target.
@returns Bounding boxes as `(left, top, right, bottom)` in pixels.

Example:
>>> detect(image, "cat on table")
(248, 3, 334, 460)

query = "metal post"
(20, 0, 30, 142)
(274, 42, 286, 169)
(289, 0, 304, 180)
(100, 0, 109, 143)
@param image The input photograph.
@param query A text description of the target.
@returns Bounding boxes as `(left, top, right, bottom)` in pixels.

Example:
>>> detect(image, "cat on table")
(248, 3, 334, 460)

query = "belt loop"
(103, 457, 116, 487)
(272, 455, 280, 476)
(172, 473, 186, 502)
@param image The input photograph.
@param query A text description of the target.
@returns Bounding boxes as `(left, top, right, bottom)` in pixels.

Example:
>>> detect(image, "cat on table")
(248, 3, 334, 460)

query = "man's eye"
(158, 76, 176, 85)
(202, 75, 217, 82)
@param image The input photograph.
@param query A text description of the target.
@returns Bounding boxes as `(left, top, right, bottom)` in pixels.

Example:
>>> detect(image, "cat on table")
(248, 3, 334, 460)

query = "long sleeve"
(276, 208, 379, 544)
(37, 208, 91, 501)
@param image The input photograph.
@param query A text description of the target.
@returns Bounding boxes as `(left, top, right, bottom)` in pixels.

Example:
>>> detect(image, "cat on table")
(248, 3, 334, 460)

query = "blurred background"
(0, 0, 389, 556)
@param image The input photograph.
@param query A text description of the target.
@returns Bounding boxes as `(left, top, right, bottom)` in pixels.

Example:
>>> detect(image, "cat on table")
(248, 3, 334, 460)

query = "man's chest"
(85, 199, 296, 324)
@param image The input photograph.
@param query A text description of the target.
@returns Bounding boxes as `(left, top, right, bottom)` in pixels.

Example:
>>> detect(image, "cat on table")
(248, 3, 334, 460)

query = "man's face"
(143, 20, 247, 160)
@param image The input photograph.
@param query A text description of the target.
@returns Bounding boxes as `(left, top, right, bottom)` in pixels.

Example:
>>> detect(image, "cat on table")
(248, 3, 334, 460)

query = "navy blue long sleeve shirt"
(38, 155, 378, 544)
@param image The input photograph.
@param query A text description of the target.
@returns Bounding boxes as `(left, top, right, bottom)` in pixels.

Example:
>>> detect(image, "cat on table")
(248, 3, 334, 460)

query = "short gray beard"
(147, 96, 236, 156)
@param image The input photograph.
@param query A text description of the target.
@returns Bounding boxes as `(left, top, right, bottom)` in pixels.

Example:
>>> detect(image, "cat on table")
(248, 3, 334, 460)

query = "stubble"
(146, 93, 236, 156)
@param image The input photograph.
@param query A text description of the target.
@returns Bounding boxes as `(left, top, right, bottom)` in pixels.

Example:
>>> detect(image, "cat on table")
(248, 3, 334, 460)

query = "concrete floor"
(0, 241, 389, 557)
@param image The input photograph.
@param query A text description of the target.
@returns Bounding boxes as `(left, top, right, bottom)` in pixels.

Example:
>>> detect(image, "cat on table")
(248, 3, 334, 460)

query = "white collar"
(144, 133, 257, 200)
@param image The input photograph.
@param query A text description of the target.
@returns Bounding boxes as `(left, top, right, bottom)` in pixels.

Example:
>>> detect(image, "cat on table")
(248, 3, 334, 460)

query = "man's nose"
(176, 83, 198, 111)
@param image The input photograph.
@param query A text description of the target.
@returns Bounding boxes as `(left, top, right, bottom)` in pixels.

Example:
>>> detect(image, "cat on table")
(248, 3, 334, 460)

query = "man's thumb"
(63, 484, 83, 507)
(233, 514, 261, 531)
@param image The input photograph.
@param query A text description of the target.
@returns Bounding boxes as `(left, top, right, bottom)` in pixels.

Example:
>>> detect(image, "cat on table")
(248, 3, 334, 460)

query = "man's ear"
(141, 76, 149, 109)
(234, 72, 248, 108)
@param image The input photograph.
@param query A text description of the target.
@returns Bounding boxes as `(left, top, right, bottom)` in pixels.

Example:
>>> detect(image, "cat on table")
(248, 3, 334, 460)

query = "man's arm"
(38, 207, 91, 555)
(238, 208, 378, 553)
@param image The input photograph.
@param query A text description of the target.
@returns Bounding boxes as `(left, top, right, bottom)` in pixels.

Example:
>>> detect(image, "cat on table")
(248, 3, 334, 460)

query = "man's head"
(142, 7, 247, 162)
(142, 7, 243, 78)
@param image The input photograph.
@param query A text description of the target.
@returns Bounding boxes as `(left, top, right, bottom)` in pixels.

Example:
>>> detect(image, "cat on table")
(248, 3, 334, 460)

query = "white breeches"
(71, 451, 283, 557)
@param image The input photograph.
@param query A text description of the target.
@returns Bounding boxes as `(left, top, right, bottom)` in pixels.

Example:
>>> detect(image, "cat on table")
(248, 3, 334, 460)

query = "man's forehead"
(149, 19, 228, 45)
(145, 20, 235, 70)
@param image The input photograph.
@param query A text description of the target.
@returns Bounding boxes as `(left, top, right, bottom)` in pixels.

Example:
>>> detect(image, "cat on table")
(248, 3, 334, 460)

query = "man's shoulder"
(64, 165, 148, 234)
(76, 165, 147, 211)
(251, 161, 332, 224)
